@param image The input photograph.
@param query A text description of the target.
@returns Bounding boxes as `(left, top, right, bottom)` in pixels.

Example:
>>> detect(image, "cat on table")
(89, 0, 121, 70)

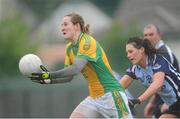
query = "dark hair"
(65, 12, 91, 35)
(127, 37, 157, 56)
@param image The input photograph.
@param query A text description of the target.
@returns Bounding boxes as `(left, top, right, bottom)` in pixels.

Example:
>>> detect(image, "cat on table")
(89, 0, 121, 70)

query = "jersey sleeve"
(125, 65, 137, 79)
(152, 55, 170, 74)
(64, 44, 71, 67)
(77, 36, 99, 62)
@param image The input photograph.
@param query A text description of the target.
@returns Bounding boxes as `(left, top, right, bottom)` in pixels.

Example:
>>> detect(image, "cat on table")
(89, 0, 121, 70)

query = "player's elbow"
(72, 64, 83, 75)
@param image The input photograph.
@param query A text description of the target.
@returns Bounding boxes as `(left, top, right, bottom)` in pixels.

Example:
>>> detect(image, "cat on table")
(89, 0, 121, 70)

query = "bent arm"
(50, 57, 88, 79)
(138, 72, 165, 102)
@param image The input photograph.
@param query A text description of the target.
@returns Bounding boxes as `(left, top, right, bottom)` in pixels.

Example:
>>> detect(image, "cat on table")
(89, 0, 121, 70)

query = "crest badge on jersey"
(83, 43, 90, 51)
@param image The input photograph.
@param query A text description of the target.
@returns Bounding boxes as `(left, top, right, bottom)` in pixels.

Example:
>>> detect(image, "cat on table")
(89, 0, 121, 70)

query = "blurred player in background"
(30, 12, 132, 118)
(143, 24, 180, 118)
(120, 37, 180, 118)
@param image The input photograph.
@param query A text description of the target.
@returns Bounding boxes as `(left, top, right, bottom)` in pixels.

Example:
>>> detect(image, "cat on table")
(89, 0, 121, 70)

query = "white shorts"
(72, 91, 133, 118)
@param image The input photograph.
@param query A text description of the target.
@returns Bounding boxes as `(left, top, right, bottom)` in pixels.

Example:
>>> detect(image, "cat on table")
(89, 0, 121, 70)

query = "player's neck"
(139, 56, 147, 69)
(72, 31, 81, 46)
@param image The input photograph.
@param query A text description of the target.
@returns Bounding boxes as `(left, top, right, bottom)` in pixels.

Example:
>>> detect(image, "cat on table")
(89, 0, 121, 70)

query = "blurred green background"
(0, 0, 180, 118)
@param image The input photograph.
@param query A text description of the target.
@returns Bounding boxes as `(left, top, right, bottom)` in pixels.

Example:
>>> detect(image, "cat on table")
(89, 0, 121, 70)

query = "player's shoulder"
(155, 54, 168, 62)
(158, 44, 168, 52)
(148, 54, 163, 64)
(151, 54, 169, 69)
(126, 65, 138, 73)
(81, 33, 95, 42)
(80, 33, 97, 48)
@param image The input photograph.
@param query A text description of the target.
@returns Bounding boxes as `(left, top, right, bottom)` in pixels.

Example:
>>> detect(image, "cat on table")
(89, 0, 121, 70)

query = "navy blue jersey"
(126, 54, 180, 105)
(156, 40, 179, 72)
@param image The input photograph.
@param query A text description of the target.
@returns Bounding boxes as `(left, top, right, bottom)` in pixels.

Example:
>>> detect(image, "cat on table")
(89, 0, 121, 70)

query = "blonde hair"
(65, 12, 91, 35)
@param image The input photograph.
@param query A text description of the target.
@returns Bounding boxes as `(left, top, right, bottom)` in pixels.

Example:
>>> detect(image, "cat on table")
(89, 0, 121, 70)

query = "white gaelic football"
(19, 54, 43, 77)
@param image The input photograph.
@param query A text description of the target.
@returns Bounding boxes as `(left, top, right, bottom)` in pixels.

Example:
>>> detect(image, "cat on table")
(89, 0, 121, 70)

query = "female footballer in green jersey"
(30, 12, 132, 118)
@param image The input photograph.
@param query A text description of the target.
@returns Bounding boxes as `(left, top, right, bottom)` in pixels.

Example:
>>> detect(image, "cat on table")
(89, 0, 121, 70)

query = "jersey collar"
(73, 32, 84, 47)
(155, 40, 164, 49)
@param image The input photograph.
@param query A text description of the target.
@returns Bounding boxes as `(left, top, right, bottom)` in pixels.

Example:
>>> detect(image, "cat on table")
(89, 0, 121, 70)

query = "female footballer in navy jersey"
(120, 37, 180, 118)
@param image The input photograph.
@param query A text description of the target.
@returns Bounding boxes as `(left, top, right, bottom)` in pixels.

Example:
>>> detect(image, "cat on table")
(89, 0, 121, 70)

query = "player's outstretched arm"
(51, 76, 73, 84)
(138, 72, 165, 102)
(30, 65, 73, 84)
(30, 57, 88, 84)
(50, 57, 88, 78)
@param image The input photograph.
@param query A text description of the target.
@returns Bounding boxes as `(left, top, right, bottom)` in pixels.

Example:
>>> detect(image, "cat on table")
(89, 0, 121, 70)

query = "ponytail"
(83, 24, 91, 35)
(143, 38, 157, 56)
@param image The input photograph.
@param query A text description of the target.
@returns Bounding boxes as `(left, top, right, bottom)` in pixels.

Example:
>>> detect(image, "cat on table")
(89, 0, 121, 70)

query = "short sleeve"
(152, 55, 170, 74)
(125, 65, 137, 79)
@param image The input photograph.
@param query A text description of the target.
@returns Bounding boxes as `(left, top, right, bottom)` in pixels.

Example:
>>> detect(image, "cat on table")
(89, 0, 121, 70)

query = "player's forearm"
(51, 76, 73, 84)
(138, 81, 162, 102)
(139, 72, 164, 102)
(50, 65, 80, 78)
(50, 57, 87, 79)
